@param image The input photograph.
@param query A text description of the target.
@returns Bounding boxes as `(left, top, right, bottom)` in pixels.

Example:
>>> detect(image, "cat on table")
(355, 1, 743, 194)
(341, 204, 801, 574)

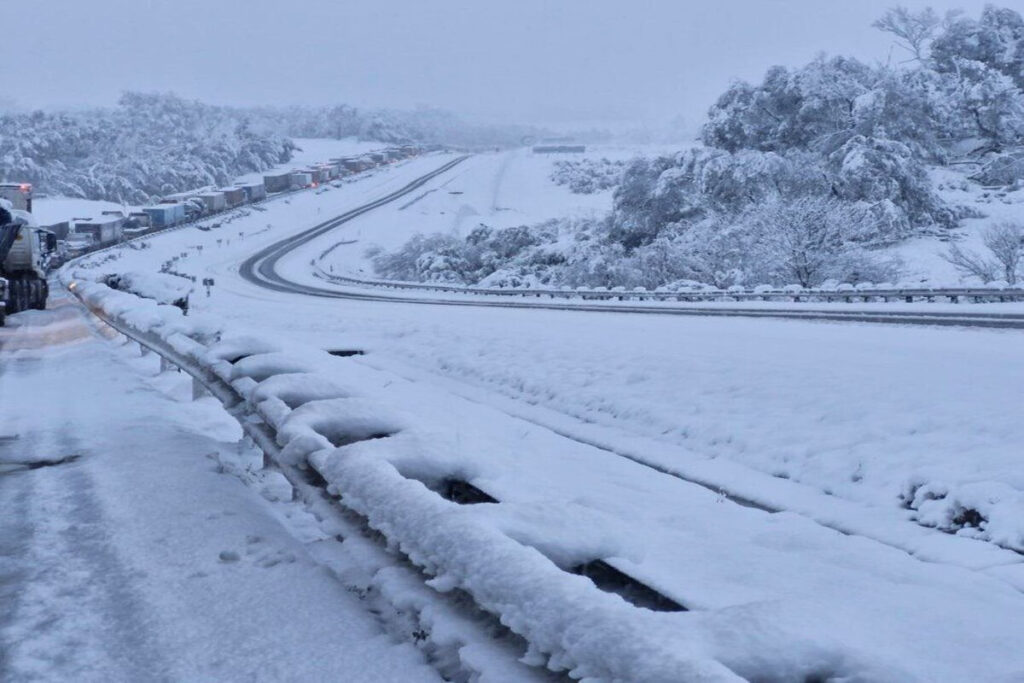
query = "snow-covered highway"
(46, 150, 1024, 679)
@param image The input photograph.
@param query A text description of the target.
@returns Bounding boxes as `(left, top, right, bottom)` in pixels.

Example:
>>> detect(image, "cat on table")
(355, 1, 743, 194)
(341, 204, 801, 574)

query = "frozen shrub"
(945, 222, 1024, 284)
(973, 150, 1024, 186)
(740, 197, 900, 287)
(827, 135, 954, 236)
(550, 158, 626, 194)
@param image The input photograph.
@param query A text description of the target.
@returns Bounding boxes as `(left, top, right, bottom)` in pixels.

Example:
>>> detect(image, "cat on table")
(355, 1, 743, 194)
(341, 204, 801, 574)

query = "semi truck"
(1, 191, 57, 326)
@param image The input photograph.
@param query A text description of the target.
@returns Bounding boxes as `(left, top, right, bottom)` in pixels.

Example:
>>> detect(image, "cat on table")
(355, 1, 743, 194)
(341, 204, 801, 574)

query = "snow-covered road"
(61, 149, 1024, 679)
(0, 296, 445, 681)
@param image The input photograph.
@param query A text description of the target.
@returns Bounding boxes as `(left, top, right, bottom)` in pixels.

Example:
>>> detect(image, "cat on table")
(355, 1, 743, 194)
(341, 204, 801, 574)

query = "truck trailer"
(263, 171, 292, 193)
(238, 181, 267, 202)
(0, 183, 33, 212)
(142, 203, 187, 228)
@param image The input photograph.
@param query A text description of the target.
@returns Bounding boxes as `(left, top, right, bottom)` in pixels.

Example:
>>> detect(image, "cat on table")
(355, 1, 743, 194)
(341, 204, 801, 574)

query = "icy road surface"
(0, 296, 442, 682)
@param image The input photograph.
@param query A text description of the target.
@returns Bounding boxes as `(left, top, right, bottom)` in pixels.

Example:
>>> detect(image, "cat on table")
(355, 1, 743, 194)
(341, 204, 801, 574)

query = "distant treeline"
(0, 93, 544, 204)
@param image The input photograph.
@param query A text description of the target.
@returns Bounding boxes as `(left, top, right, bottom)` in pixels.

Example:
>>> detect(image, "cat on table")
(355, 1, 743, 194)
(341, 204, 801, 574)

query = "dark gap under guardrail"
(440, 478, 499, 504)
(571, 560, 686, 612)
(327, 349, 365, 357)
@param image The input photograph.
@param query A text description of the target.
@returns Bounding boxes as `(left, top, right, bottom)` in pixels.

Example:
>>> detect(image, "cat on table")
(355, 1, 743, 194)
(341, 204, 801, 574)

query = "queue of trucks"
(0, 145, 424, 324)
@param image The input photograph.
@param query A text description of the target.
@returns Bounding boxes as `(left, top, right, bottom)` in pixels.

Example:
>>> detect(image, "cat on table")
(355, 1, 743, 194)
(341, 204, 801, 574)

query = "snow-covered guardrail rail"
(302, 267, 1024, 329)
(316, 269, 1024, 306)
(65, 276, 752, 683)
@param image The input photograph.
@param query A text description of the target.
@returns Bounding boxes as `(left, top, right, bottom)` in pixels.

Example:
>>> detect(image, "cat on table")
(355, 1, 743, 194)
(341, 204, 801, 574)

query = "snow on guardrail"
(313, 263, 1024, 305)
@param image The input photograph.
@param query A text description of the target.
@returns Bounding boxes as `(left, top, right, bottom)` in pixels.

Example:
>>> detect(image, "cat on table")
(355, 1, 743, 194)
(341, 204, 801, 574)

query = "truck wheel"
(31, 280, 46, 310)
(12, 280, 24, 313)
(19, 280, 30, 313)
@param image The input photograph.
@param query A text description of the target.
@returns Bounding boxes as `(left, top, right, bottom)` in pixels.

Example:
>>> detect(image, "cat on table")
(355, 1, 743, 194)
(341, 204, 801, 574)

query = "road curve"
(239, 157, 1024, 330)
(239, 156, 470, 290)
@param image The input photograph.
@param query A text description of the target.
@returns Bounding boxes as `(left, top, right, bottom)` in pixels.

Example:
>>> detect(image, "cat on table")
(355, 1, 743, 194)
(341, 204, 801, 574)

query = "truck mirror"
(46, 233, 57, 250)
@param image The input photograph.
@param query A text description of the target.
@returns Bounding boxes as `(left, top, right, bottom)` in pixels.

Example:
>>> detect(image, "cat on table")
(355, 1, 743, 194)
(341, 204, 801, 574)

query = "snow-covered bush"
(942, 221, 1024, 284)
(550, 158, 626, 194)
(826, 135, 954, 235)
(973, 150, 1024, 185)
(371, 222, 566, 286)
(713, 197, 902, 287)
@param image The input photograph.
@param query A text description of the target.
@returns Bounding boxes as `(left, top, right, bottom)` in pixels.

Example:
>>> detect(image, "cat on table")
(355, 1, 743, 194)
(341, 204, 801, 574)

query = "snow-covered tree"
(873, 6, 943, 62)
(0, 92, 295, 203)
(982, 221, 1024, 284)
(930, 6, 1024, 89)
(742, 196, 898, 287)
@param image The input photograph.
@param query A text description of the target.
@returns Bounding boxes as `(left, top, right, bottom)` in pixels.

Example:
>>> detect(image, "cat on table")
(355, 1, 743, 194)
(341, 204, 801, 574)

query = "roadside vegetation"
(375, 5, 1024, 290)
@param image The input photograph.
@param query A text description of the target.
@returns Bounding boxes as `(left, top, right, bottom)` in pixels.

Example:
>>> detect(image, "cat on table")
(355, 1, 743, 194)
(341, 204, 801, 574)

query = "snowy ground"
(0, 295, 445, 682)
(893, 166, 1024, 283)
(57, 151, 1024, 678)
(316, 146, 650, 278)
(60, 262, 1024, 681)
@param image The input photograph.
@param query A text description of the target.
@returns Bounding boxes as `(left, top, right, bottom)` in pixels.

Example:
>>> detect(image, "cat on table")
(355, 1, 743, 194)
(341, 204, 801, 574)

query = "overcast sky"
(1, 0, 996, 128)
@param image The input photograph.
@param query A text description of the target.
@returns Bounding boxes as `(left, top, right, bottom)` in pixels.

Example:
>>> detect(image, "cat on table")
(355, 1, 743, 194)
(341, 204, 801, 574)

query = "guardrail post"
(160, 356, 174, 373)
(139, 342, 150, 356)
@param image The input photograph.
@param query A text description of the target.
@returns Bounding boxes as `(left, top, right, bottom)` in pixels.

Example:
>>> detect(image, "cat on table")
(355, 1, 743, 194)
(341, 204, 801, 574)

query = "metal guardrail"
(314, 266, 1024, 305)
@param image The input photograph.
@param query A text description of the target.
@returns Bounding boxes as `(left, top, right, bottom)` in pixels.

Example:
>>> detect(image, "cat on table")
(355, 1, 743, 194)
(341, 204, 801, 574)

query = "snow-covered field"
(893, 166, 1024, 283)
(315, 146, 651, 278)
